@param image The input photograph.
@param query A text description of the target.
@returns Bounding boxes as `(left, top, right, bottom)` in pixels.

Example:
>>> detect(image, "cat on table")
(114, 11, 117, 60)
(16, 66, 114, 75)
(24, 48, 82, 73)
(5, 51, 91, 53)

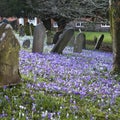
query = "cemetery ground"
(84, 32, 111, 44)
(67, 31, 112, 52)
(82, 32, 112, 51)
(1, 31, 119, 120)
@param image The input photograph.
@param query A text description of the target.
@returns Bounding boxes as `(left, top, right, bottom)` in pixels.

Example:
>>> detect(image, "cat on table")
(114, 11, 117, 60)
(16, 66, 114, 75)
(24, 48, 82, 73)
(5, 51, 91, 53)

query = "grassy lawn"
(83, 32, 112, 44)
(74, 31, 112, 50)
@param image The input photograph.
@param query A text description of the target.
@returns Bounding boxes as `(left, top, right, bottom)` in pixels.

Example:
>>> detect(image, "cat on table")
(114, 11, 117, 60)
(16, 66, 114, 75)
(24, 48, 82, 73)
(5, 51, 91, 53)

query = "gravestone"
(0, 23, 21, 87)
(51, 29, 74, 54)
(22, 39, 31, 48)
(82, 33, 86, 49)
(74, 33, 86, 53)
(94, 36, 97, 44)
(68, 34, 75, 47)
(19, 24, 25, 36)
(32, 22, 46, 53)
(94, 34, 104, 50)
(53, 31, 63, 44)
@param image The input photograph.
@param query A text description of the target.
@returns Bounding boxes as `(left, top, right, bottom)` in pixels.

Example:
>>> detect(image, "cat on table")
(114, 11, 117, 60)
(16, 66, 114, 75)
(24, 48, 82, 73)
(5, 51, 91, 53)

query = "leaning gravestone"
(32, 22, 46, 53)
(94, 34, 104, 50)
(94, 36, 97, 44)
(51, 29, 74, 54)
(22, 39, 31, 48)
(74, 33, 86, 53)
(68, 34, 75, 47)
(0, 23, 21, 87)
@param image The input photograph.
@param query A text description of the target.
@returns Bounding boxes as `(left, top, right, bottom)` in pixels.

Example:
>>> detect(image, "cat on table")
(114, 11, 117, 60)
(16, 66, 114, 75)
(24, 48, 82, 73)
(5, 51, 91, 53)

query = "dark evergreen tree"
(0, 0, 30, 17)
(25, 0, 109, 21)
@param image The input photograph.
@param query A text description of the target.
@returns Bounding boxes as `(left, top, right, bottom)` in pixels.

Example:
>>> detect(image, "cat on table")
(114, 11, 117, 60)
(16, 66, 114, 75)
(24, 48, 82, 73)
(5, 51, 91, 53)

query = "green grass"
(74, 31, 112, 50)
(75, 31, 112, 44)
(83, 32, 112, 44)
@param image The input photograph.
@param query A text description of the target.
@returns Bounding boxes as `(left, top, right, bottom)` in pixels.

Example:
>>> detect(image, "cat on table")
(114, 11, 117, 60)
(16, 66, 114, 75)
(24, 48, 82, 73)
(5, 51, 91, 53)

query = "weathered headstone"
(82, 33, 86, 49)
(74, 33, 86, 53)
(22, 39, 31, 48)
(53, 31, 63, 44)
(68, 34, 75, 47)
(94, 34, 104, 50)
(32, 22, 46, 53)
(94, 36, 97, 44)
(19, 24, 25, 36)
(51, 29, 74, 54)
(0, 23, 21, 87)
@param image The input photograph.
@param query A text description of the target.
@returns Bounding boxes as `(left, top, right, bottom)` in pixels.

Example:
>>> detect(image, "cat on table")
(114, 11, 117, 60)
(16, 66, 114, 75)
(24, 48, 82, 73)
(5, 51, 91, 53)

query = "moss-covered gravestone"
(0, 23, 21, 87)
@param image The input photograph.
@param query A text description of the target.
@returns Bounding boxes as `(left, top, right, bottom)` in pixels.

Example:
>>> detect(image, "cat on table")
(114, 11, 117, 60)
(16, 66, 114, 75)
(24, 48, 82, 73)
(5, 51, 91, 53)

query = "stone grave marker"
(68, 34, 75, 47)
(53, 31, 63, 44)
(22, 39, 31, 48)
(94, 36, 97, 44)
(0, 23, 21, 87)
(74, 33, 86, 53)
(19, 24, 25, 36)
(51, 29, 74, 54)
(94, 34, 104, 50)
(82, 33, 86, 49)
(32, 22, 46, 53)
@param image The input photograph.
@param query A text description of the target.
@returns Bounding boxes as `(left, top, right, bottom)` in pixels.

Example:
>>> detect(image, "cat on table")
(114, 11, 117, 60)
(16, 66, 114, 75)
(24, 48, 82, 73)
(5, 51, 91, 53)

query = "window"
(76, 22, 84, 27)
(101, 24, 110, 28)
(53, 22, 58, 28)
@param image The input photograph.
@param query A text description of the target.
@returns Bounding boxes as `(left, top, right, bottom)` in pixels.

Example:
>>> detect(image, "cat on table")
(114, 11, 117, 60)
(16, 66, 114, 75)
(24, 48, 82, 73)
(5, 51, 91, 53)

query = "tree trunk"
(110, 0, 120, 73)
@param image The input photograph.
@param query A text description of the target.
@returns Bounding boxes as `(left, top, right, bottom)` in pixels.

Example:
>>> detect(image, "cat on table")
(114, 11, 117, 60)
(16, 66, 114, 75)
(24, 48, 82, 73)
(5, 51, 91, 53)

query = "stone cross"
(51, 28, 74, 54)
(0, 23, 21, 87)
(32, 22, 46, 53)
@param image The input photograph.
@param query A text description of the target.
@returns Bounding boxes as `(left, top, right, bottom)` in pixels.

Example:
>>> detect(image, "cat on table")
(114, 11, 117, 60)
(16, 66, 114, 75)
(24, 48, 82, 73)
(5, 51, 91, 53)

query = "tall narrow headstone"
(94, 36, 97, 44)
(94, 34, 104, 50)
(74, 33, 86, 53)
(0, 23, 21, 87)
(51, 29, 74, 54)
(19, 24, 25, 36)
(32, 22, 46, 53)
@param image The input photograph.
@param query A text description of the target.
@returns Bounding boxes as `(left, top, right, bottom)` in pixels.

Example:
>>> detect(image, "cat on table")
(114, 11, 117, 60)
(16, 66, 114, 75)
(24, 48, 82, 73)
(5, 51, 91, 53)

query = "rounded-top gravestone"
(32, 22, 46, 53)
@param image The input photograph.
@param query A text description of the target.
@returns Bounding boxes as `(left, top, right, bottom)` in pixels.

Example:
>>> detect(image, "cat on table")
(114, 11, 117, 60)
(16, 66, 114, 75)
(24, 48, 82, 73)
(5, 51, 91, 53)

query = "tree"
(25, 0, 109, 35)
(25, 0, 109, 21)
(109, 0, 120, 73)
(0, 0, 109, 26)
(0, 0, 30, 17)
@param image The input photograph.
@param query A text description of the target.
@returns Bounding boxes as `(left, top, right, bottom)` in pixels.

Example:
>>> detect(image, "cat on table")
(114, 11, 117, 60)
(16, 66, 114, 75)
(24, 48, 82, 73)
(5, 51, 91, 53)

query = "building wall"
(74, 21, 110, 32)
